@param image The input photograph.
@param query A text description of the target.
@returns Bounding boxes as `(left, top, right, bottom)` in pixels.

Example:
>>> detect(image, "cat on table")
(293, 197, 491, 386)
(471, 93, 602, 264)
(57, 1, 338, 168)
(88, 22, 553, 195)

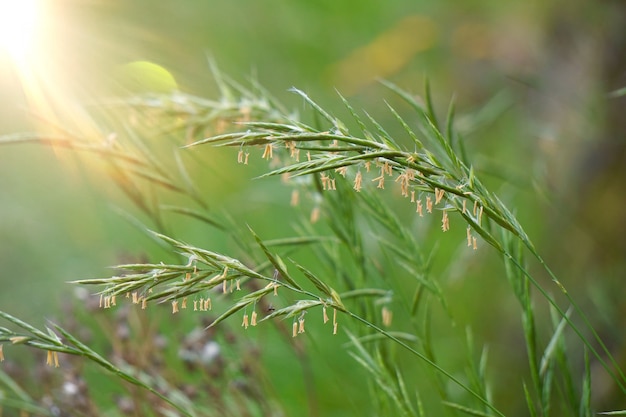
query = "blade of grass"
(442, 401, 494, 417)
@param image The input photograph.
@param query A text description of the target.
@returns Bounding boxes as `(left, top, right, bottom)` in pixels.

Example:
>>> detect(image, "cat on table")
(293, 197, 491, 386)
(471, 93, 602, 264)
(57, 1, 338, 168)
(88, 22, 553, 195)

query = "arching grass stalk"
(0, 311, 195, 417)
(186, 82, 625, 394)
(73, 228, 500, 413)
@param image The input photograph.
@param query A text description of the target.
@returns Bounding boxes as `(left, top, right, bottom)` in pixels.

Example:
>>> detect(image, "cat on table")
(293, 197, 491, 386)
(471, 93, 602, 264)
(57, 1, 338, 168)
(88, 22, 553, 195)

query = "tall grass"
(1, 68, 624, 416)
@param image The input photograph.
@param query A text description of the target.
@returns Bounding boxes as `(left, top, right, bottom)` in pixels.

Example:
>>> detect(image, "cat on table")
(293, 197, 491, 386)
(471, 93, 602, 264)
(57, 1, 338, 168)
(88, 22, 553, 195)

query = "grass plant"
(1, 67, 624, 416)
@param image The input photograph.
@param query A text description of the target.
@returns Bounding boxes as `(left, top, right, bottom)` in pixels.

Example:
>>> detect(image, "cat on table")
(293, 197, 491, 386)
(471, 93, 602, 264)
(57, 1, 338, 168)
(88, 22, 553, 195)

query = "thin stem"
(533, 253, 626, 387)
(504, 252, 626, 394)
(346, 311, 505, 417)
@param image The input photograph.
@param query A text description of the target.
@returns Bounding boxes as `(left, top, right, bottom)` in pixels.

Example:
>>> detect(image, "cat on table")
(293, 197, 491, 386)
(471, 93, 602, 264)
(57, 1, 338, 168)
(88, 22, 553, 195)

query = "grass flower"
(290, 189, 300, 206)
(262, 143, 273, 160)
(298, 318, 305, 334)
(382, 307, 393, 327)
(46, 350, 59, 368)
(435, 188, 445, 204)
(353, 171, 363, 192)
(372, 174, 385, 189)
(441, 211, 450, 232)
(310, 206, 320, 223)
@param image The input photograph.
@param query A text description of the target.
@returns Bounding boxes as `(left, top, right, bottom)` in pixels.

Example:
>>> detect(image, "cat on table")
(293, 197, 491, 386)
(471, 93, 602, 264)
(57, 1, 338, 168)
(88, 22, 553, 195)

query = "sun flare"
(0, 0, 40, 63)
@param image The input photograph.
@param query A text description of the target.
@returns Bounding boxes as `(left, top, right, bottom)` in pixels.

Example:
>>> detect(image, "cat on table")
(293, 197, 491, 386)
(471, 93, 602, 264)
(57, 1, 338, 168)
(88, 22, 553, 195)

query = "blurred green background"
(1, 0, 625, 415)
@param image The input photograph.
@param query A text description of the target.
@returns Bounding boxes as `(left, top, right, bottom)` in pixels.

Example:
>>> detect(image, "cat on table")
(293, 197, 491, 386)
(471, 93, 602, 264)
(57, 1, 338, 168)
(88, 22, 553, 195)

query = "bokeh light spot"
(0, 0, 40, 64)
(116, 61, 179, 94)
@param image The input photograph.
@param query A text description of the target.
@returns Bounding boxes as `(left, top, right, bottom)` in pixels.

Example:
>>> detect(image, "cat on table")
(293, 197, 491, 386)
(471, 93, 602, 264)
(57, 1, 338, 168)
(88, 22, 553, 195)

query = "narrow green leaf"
(442, 401, 493, 417)
(239, 121, 306, 133)
(445, 95, 456, 146)
(185, 131, 268, 148)
(608, 87, 626, 98)
(206, 55, 234, 103)
(289, 88, 336, 128)
(173, 150, 207, 209)
(362, 110, 398, 149)
(540, 308, 572, 378)
(340, 332, 419, 345)
(263, 236, 333, 247)
(339, 288, 389, 299)
(336, 90, 370, 136)
(205, 300, 251, 329)
(345, 331, 379, 373)
(541, 359, 554, 416)
(112, 207, 174, 254)
(385, 101, 423, 150)
(45, 326, 61, 345)
(0, 369, 33, 403)
(395, 367, 417, 417)
(160, 205, 225, 230)
(0, 132, 76, 147)
(423, 77, 439, 129)
(292, 261, 332, 298)
(0, 311, 53, 344)
(523, 382, 538, 417)
(0, 396, 54, 416)
(56, 323, 193, 416)
(248, 227, 302, 290)
(415, 390, 425, 417)
(579, 348, 591, 417)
